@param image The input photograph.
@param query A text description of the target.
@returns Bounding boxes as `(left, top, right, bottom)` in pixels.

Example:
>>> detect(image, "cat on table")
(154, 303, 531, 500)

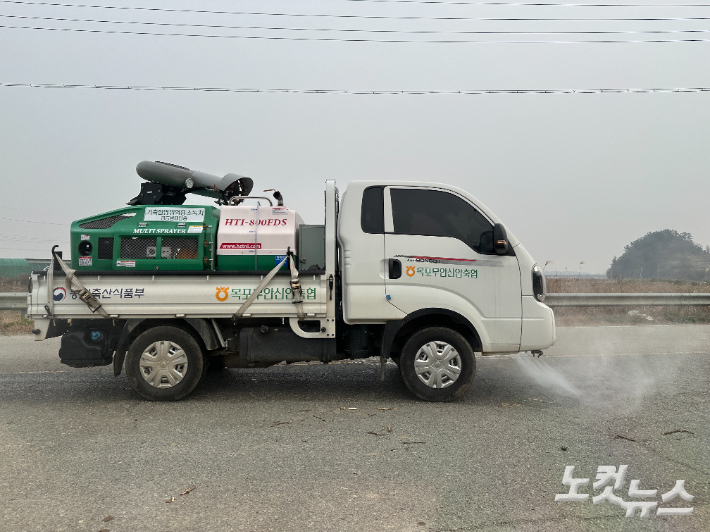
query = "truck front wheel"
(399, 327, 475, 401)
(125, 326, 204, 401)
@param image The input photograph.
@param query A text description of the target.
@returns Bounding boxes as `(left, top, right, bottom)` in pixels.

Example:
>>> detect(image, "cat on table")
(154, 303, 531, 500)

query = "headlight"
(532, 264, 546, 302)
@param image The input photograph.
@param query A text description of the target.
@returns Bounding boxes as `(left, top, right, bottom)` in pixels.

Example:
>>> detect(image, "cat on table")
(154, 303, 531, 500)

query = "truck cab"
(339, 181, 555, 356)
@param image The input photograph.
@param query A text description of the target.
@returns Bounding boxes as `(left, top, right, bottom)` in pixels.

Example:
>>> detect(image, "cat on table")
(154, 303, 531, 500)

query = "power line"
(5, 0, 710, 10)
(0, 204, 79, 219)
(0, 236, 69, 244)
(0, 248, 64, 255)
(0, 235, 69, 243)
(3, 0, 710, 22)
(0, 216, 67, 226)
(0, 246, 59, 251)
(3, 14, 710, 36)
(3, 82, 709, 94)
(5, 23, 710, 42)
(0, 248, 62, 254)
(340, 0, 710, 5)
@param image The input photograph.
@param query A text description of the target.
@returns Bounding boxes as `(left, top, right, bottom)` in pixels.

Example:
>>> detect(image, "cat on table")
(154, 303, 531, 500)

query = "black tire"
(125, 326, 205, 401)
(399, 327, 475, 402)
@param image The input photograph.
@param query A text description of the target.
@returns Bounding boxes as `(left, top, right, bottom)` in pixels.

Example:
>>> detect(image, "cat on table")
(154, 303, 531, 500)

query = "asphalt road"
(1, 325, 708, 532)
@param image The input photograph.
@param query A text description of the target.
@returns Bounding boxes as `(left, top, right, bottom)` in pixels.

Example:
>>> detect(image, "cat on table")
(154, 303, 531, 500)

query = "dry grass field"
(0, 277, 32, 335)
(0, 277, 26, 292)
(0, 310, 33, 336)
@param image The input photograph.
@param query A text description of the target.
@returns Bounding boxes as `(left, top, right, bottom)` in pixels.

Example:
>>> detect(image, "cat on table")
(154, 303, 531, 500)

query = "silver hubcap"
(139, 341, 189, 388)
(414, 341, 462, 388)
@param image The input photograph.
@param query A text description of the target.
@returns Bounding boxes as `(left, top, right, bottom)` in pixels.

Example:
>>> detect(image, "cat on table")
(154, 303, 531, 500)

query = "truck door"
(338, 184, 405, 323)
(383, 186, 522, 352)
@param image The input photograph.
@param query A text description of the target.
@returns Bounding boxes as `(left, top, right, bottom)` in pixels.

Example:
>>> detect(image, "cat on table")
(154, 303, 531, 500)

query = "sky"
(1, 0, 709, 275)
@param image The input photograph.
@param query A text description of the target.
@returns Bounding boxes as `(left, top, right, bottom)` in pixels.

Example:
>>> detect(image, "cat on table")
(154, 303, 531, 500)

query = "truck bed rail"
(7, 292, 710, 312)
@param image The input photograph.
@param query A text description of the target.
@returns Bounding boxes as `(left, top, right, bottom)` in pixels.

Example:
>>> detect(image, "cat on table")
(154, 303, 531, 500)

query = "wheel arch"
(381, 308, 482, 361)
(114, 318, 218, 376)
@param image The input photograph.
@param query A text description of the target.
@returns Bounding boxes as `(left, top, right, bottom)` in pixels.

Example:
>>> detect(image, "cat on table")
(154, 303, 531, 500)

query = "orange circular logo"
(406, 266, 416, 277)
(215, 287, 229, 301)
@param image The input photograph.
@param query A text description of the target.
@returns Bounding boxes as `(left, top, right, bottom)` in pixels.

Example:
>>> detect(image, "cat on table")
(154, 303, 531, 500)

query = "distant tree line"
(607, 230, 710, 281)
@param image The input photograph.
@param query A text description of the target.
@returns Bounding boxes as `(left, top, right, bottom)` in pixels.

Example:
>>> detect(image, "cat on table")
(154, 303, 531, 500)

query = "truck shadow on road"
(192, 363, 416, 403)
(191, 361, 566, 406)
(1, 356, 610, 407)
(0, 363, 418, 404)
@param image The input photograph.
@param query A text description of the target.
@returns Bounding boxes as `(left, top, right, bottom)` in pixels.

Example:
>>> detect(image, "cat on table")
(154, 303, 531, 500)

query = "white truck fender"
(112, 318, 221, 376)
(380, 308, 482, 360)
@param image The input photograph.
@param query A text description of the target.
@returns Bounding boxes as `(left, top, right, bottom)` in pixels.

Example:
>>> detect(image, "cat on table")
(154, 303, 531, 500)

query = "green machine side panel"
(70, 205, 220, 271)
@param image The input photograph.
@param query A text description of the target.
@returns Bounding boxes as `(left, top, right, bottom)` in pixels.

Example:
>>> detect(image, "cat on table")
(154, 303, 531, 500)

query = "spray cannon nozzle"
(263, 189, 284, 207)
(530, 350, 544, 358)
(129, 160, 254, 206)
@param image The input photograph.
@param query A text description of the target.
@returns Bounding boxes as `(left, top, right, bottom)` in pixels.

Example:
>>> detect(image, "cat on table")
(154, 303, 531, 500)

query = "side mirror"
(479, 231, 494, 253)
(493, 223, 509, 255)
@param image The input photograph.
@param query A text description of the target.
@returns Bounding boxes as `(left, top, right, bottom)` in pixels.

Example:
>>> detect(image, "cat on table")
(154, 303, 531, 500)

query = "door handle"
(388, 259, 402, 279)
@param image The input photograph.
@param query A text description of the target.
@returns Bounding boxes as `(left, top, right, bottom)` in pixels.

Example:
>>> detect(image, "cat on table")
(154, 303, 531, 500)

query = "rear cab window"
(361, 186, 385, 234)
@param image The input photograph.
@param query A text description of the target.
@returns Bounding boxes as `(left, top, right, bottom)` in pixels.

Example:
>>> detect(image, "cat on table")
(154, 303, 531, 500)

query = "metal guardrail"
(2, 292, 710, 311)
(545, 293, 710, 307)
(0, 293, 28, 311)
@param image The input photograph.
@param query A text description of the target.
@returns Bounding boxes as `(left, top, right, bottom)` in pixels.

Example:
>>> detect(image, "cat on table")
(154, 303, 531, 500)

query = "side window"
(361, 186, 384, 234)
(390, 188, 494, 253)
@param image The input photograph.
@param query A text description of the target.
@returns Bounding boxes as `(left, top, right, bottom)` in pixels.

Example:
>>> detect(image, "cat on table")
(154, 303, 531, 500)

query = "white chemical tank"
(216, 205, 303, 270)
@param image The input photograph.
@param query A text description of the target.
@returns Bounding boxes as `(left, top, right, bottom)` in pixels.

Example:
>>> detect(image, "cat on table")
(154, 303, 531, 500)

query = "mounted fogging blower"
(128, 160, 255, 206)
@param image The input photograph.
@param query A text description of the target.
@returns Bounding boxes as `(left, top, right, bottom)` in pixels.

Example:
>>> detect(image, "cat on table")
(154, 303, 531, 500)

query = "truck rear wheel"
(125, 326, 204, 401)
(399, 327, 475, 402)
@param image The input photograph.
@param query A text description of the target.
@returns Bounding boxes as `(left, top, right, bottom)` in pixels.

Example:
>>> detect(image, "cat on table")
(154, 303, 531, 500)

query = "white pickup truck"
(28, 166, 555, 402)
